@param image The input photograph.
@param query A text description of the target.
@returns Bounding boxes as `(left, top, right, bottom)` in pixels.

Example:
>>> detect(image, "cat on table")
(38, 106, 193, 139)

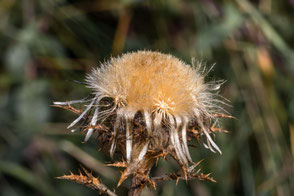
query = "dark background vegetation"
(1, 0, 294, 195)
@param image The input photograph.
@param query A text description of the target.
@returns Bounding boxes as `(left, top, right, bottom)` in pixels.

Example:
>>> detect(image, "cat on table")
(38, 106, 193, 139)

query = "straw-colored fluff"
(80, 51, 224, 164)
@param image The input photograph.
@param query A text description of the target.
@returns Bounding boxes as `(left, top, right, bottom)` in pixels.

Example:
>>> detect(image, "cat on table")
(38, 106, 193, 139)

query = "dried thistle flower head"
(54, 51, 230, 191)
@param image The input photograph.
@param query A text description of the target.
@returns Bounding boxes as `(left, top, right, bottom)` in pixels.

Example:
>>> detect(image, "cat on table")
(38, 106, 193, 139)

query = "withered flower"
(54, 51, 230, 195)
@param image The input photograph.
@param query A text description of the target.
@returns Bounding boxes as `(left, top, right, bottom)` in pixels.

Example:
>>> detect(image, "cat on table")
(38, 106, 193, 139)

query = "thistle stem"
(128, 176, 144, 196)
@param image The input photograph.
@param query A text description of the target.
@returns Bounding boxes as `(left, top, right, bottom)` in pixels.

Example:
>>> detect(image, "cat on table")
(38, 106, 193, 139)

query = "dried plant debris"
(54, 51, 231, 195)
(57, 166, 117, 196)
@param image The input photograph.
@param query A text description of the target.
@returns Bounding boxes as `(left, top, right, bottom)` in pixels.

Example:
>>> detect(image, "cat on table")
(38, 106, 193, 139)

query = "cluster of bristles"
(54, 51, 230, 187)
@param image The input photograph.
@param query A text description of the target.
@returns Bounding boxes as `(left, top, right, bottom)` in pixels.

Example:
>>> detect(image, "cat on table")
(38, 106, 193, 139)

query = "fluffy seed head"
(83, 51, 226, 162)
(54, 51, 229, 182)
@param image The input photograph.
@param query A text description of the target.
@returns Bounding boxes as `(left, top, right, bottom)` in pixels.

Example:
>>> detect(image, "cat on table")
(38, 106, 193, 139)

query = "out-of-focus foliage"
(1, 0, 294, 195)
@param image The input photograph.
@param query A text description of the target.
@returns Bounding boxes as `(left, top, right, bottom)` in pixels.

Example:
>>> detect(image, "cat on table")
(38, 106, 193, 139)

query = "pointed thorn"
(182, 167, 188, 182)
(106, 162, 127, 168)
(80, 165, 92, 178)
(117, 171, 129, 188)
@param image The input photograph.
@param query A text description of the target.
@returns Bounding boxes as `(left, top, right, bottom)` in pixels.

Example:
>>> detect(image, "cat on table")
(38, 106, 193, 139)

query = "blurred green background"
(1, 0, 294, 195)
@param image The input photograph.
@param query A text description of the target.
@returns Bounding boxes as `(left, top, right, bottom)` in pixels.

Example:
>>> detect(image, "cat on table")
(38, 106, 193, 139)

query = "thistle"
(54, 51, 230, 195)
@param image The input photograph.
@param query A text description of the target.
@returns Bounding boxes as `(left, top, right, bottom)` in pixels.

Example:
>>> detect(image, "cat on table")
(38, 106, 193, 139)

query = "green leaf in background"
(5, 43, 30, 81)
(16, 80, 51, 129)
(0, 161, 59, 196)
(195, 4, 243, 53)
